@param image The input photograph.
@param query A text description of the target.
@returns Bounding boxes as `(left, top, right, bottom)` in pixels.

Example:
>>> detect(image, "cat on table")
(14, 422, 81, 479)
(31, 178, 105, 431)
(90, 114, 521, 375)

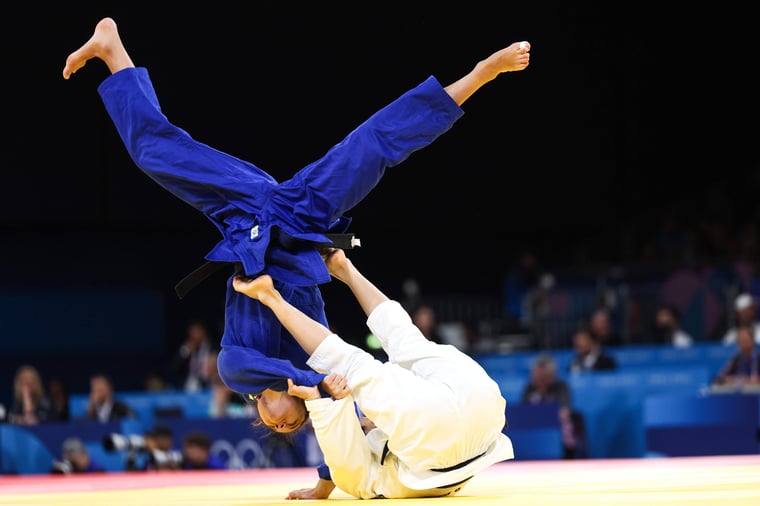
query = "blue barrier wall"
(1, 416, 322, 475)
(478, 343, 746, 459)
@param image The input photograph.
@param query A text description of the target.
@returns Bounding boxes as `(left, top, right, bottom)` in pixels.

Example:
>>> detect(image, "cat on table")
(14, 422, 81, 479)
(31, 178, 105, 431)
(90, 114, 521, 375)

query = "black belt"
(379, 441, 483, 489)
(173, 233, 360, 299)
(430, 450, 487, 472)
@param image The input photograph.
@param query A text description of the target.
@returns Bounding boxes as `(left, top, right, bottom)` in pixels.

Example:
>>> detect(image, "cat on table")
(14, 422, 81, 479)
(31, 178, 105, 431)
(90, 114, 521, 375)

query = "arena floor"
(1, 455, 759, 506)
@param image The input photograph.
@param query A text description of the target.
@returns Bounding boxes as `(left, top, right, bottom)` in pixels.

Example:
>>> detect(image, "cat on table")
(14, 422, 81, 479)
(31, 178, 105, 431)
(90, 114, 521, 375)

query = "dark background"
(1, 2, 758, 392)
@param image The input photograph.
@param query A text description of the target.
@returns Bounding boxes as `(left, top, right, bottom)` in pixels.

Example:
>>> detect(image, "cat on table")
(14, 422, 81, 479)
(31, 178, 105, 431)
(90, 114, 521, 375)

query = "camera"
(103, 430, 183, 470)
(103, 433, 147, 452)
(50, 459, 74, 474)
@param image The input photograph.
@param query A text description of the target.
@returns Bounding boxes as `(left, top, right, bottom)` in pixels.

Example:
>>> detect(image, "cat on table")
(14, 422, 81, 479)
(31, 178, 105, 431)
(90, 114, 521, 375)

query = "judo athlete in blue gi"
(232, 248, 515, 499)
(63, 17, 529, 499)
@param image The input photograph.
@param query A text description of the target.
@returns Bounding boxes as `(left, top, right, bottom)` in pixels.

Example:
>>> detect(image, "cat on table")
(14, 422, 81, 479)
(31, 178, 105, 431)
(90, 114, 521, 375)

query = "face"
(531, 364, 554, 389)
(737, 328, 755, 353)
(66, 451, 90, 471)
(655, 308, 675, 329)
(737, 306, 756, 324)
(257, 391, 307, 433)
(590, 312, 610, 335)
(183, 443, 208, 466)
(188, 323, 209, 347)
(574, 330, 593, 354)
(15, 367, 42, 399)
(90, 377, 112, 403)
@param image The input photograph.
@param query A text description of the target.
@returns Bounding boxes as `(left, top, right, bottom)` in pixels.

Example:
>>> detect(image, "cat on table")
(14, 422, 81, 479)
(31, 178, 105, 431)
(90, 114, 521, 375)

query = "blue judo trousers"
(98, 67, 463, 397)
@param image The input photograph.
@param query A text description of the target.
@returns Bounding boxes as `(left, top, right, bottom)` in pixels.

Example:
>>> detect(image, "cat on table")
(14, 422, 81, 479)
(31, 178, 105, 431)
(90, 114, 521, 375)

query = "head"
(186, 320, 211, 349)
(572, 328, 596, 355)
(182, 431, 213, 468)
(589, 309, 612, 339)
(736, 324, 756, 355)
(146, 424, 174, 451)
(412, 305, 436, 337)
(655, 304, 680, 330)
(89, 374, 115, 404)
(13, 364, 45, 403)
(253, 390, 309, 433)
(48, 378, 67, 402)
(734, 293, 757, 325)
(530, 353, 557, 390)
(62, 437, 90, 471)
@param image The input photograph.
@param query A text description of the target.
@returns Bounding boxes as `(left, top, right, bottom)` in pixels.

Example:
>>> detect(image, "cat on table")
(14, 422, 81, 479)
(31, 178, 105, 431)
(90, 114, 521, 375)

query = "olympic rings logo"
(210, 438, 274, 469)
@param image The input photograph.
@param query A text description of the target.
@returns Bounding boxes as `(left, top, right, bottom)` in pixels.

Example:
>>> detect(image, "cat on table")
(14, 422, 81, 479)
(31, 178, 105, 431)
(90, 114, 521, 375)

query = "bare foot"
(232, 274, 276, 302)
(323, 248, 352, 283)
(480, 41, 531, 78)
(62, 17, 134, 80)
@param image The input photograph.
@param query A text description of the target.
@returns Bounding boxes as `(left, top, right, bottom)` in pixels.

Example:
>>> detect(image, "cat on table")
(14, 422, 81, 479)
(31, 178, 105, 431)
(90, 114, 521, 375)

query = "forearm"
(258, 288, 333, 356)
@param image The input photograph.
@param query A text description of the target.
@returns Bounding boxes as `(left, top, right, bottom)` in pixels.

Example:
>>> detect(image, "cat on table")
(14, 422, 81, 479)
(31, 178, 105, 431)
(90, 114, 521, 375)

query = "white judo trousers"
(306, 300, 514, 498)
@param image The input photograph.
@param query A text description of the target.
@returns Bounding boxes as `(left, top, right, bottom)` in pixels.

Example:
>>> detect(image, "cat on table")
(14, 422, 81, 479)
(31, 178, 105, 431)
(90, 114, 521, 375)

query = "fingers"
(324, 372, 352, 399)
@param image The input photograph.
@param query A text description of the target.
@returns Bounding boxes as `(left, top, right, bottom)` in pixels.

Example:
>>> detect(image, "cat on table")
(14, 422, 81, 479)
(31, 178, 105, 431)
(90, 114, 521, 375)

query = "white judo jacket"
(306, 300, 514, 499)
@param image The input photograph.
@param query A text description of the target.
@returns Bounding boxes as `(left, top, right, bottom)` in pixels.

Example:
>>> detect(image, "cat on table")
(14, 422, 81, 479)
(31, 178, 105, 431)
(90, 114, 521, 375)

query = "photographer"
(51, 437, 105, 474)
(104, 423, 182, 471)
(181, 430, 226, 470)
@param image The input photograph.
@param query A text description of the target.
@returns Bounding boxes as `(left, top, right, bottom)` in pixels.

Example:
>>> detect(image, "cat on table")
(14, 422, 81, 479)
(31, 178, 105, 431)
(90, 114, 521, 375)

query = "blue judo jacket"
(98, 67, 463, 397)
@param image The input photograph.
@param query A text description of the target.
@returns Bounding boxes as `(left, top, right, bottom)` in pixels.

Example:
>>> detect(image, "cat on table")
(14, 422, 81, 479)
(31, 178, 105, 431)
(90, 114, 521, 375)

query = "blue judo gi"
(98, 66, 463, 399)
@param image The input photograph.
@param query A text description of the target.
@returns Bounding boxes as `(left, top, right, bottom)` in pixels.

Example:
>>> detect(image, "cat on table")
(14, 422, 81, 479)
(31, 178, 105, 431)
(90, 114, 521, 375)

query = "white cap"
(735, 293, 755, 311)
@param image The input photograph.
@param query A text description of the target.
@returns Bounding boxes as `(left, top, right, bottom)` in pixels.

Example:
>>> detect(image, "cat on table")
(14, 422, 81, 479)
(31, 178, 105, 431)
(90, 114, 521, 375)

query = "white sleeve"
(305, 396, 381, 499)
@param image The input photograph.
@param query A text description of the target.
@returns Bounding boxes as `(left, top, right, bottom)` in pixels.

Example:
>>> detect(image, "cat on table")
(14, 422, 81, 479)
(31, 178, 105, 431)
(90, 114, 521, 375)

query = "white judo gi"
(305, 300, 514, 499)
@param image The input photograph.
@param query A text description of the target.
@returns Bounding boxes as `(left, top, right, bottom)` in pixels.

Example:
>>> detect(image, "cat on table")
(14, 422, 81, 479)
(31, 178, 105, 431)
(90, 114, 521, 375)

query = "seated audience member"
(167, 319, 217, 392)
(721, 293, 760, 345)
(144, 371, 169, 392)
(85, 373, 137, 422)
(712, 324, 760, 387)
(123, 424, 183, 471)
(48, 377, 71, 422)
(588, 308, 623, 347)
(411, 304, 444, 344)
(181, 431, 227, 470)
(521, 353, 587, 459)
(8, 364, 58, 425)
(51, 437, 105, 474)
(568, 327, 618, 373)
(650, 304, 694, 348)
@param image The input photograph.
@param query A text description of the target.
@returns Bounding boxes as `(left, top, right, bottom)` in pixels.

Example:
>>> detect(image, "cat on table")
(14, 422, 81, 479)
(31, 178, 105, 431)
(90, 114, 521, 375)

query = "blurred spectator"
(85, 373, 137, 422)
(502, 249, 551, 332)
(711, 324, 759, 388)
(47, 377, 70, 422)
(721, 293, 760, 345)
(650, 304, 694, 348)
(168, 319, 216, 392)
(51, 437, 105, 474)
(8, 364, 58, 425)
(568, 327, 618, 373)
(115, 423, 182, 471)
(411, 304, 444, 344)
(144, 424, 182, 471)
(144, 371, 169, 392)
(181, 430, 227, 470)
(588, 308, 623, 347)
(520, 353, 587, 459)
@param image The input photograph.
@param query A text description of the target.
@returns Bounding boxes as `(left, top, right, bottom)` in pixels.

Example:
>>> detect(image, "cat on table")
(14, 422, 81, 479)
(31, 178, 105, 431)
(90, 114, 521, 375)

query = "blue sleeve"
(317, 462, 332, 481)
(217, 345, 327, 395)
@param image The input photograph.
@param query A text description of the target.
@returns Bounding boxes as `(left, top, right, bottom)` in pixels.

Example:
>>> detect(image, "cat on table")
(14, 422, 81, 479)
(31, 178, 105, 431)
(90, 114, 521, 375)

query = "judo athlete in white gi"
(233, 249, 514, 499)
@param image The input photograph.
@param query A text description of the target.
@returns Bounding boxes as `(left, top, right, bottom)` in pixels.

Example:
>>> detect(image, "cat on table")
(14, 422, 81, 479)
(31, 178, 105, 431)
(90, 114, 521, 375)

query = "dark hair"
(183, 430, 212, 450)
